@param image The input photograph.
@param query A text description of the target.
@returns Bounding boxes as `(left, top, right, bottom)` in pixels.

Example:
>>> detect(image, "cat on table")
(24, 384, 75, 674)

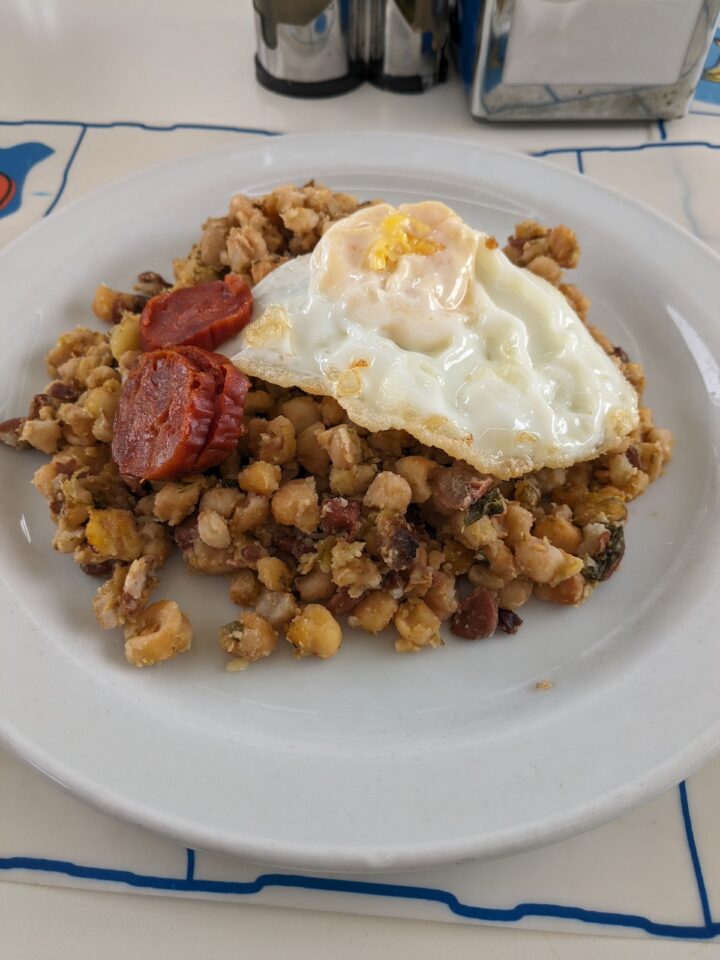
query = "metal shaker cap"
(365, 0, 449, 93)
(254, 0, 363, 97)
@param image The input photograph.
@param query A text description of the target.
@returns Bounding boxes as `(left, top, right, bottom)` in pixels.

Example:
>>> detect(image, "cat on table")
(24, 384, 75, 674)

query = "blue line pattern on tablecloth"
(531, 140, 720, 159)
(680, 781, 713, 927)
(44, 125, 86, 217)
(0, 783, 716, 941)
(0, 119, 279, 137)
(0, 784, 716, 940)
(1, 114, 718, 942)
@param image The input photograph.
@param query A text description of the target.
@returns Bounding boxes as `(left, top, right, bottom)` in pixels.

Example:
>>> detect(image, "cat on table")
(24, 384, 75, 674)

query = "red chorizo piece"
(238, 542, 266, 568)
(450, 586, 499, 639)
(46, 381, 81, 402)
(272, 531, 316, 560)
(139, 275, 253, 352)
(325, 588, 361, 616)
(320, 497, 362, 539)
(173, 514, 199, 551)
(112, 350, 216, 480)
(174, 346, 250, 471)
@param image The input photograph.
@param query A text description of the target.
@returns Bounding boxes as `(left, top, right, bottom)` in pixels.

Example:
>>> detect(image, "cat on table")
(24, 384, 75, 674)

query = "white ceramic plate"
(1, 133, 719, 871)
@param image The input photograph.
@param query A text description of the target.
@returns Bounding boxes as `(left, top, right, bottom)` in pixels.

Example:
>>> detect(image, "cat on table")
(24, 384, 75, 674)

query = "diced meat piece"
(272, 531, 315, 560)
(320, 497, 362, 538)
(0, 417, 29, 449)
(450, 587, 499, 640)
(46, 381, 81, 402)
(376, 511, 419, 571)
(79, 560, 116, 578)
(430, 462, 493, 513)
(134, 271, 171, 297)
(497, 609, 523, 635)
(325, 588, 361, 616)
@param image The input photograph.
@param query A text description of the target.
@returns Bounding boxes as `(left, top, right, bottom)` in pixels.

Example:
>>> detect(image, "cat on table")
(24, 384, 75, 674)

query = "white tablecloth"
(2, 2, 720, 956)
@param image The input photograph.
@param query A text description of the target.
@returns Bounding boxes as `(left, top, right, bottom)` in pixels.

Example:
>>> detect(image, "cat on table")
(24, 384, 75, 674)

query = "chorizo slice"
(174, 346, 250, 470)
(112, 350, 216, 480)
(139, 274, 253, 352)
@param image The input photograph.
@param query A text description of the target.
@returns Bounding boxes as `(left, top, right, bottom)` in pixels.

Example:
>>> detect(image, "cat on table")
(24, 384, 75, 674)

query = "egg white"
(231, 201, 638, 479)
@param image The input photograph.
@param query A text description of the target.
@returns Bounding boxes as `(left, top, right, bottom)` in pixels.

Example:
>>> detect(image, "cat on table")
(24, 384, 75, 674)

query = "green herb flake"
(464, 487, 505, 527)
(582, 524, 625, 582)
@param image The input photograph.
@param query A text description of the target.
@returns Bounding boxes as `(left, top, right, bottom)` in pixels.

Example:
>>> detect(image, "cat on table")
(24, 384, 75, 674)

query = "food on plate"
(1, 181, 673, 669)
(112, 346, 251, 480)
(235, 201, 638, 479)
(139, 274, 253, 352)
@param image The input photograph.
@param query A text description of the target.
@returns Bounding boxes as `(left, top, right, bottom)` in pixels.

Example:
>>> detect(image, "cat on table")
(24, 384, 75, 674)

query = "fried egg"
(231, 201, 638, 479)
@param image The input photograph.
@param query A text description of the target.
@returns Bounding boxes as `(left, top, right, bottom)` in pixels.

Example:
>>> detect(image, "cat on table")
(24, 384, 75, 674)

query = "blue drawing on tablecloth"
(695, 32, 720, 105)
(0, 782, 716, 941)
(0, 142, 54, 219)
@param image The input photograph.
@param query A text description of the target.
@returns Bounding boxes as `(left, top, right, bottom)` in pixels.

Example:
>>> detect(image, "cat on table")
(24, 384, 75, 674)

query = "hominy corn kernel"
(86, 508, 142, 561)
(124, 600, 192, 667)
(363, 471, 412, 513)
(394, 598, 442, 653)
(197, 509, 231, 549)
(395, 456, 438, 503)
(219, 612, 277, 662)
(330, 464, 377, 497)
(287, 604, 342, 659)
(348, 590, 398, 634)
(256, 556, 293, 592)
(532, 515, 582, 555)
(229, 569, 261, 607)
(153, 480, 204, 526)
(238, 461, 281, 496)
(271, 477, 320, 534)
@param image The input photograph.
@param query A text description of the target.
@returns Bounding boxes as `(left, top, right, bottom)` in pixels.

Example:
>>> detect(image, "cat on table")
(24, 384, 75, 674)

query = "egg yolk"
(364, 212, 444, 272)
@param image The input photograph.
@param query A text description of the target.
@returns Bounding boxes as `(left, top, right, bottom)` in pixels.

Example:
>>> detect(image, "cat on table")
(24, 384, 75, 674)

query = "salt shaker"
(253, 0, 364, 97)
(254, 0, 450, 97)
(362, 0, 450, 93)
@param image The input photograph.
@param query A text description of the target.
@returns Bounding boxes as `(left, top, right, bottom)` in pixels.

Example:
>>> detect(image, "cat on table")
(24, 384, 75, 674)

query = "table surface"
(2, 1, 720, 956)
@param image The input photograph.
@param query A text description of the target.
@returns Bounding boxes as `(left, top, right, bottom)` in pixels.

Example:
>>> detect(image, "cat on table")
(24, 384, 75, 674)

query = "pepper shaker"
(254, 0, 450, 97)
(254, 0, 364, 97)
(364, 0, 450, 93)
